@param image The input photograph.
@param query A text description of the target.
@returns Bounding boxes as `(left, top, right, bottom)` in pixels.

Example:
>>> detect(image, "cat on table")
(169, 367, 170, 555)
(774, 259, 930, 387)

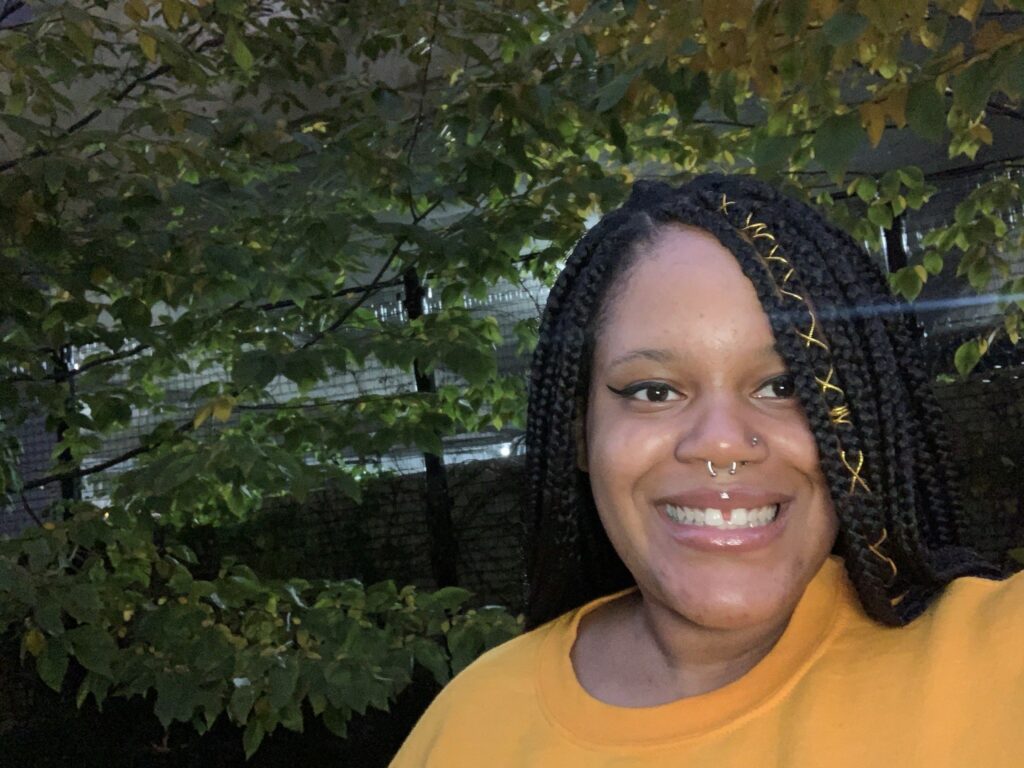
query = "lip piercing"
(706, 460, 739, 478)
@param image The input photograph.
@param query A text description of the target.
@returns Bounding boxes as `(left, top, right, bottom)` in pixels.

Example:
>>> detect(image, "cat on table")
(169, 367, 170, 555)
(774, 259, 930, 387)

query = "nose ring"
(706, 460, 739, 478)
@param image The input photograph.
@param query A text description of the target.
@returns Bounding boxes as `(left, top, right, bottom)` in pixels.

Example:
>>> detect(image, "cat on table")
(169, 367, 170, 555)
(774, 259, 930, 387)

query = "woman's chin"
(645, 565, 807, 632)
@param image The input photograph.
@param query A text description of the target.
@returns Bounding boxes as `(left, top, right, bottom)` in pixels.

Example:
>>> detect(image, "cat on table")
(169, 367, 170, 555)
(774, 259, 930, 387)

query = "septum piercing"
(706, 460, 739, 478)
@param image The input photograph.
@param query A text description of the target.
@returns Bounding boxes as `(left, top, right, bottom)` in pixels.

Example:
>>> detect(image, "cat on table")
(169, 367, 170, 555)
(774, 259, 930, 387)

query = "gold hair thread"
(868, 528, 899, 587)
(840, 449, 871, 494)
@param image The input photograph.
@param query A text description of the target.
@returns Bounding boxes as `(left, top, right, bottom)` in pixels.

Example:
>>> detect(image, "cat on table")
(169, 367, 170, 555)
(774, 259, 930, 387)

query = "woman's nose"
(673, 394, 765, 470)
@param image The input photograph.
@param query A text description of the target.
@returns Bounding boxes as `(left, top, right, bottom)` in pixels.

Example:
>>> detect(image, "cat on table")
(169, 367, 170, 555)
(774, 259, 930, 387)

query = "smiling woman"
(390, 176, 1024, 767)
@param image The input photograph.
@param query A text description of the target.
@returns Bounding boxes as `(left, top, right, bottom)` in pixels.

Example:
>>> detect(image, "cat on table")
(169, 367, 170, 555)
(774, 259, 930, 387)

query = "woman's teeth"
(664, 504, 778, 528)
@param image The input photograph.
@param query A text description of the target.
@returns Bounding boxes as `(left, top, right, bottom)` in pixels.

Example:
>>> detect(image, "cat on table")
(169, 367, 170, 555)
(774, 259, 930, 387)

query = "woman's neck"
(571, 590, 793, 706)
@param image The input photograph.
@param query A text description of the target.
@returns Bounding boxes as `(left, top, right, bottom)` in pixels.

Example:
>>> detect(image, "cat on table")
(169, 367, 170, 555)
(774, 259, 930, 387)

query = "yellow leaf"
(126, 0, 149, 22)
(139, 32, 158, 63)
(595, 33, 618, 55)
(42, 522, 56, 530)
(193, 402, 214, 429)
(568, 0, 587, 14)
(973, 20, 1007, 51)
(1006, 313, 1020, 345)
(212, 396, 234, 422)
(969, 122, 993, 145)
(15, 190, 35, 237)
(162, 0, 183, 30)
(859, 101, 887, 147)
(958, 0, 983, 22)
(883, 87, 907, 128)
(123, 608, 135, 622)
(703, 0, 754, 32)
(24, 628, 46, 657)
(919, 25, 942, 50)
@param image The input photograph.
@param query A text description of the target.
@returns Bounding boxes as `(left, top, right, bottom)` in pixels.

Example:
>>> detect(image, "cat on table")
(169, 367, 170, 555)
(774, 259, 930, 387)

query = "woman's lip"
(655, 486, 793, 512)
(656, 500, 791, 552)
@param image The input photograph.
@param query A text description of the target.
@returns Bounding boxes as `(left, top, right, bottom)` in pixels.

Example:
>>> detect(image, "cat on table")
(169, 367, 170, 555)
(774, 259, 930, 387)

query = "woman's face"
(585, 225, 838, 632)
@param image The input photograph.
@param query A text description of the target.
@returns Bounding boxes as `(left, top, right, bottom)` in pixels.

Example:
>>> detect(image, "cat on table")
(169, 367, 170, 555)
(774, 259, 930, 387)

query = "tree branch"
(298, 238, 408, 350)
(988, 100, 1024, 123)
(0, 28, 217, 173)
(0, 1, 25, 27)
(21, 421, 193, 492)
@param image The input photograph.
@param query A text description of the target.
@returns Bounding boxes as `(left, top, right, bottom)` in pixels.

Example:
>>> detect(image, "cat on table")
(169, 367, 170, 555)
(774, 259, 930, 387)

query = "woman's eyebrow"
(754, 343, 784, 360)
(606, 344, 782, 371)
(605, 348, 677, 370)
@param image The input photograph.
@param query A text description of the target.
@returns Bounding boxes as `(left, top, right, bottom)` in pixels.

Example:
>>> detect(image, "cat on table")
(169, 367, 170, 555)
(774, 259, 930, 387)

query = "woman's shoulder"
(425, 606, 578, 711)
(388, 608, 581, 767)
(932, 565, 1024, 629)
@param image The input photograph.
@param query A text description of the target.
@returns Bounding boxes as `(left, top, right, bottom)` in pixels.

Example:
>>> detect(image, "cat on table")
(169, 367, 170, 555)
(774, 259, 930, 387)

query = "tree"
(1, 0, 1022, 758)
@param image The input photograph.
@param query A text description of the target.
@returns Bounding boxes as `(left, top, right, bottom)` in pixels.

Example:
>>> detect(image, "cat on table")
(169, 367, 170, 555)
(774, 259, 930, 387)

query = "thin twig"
(19, 491, 45, 527)
(0, 27, 213, 173)
(298, 239, 408, 350)
(404, 0, 444, 165)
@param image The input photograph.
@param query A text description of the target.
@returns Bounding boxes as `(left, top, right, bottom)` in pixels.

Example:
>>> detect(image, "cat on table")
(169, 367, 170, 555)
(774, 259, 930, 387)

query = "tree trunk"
(401, 267, 460, 587)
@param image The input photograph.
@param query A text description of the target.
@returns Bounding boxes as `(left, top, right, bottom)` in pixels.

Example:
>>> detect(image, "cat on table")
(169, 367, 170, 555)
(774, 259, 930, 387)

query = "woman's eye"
(607, 382, 681, 403)
(753, 374, 796, 399)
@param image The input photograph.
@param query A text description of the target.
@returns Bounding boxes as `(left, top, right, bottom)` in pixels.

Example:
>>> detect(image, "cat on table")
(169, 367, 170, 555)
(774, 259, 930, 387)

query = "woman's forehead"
(593, 226, 777, 367)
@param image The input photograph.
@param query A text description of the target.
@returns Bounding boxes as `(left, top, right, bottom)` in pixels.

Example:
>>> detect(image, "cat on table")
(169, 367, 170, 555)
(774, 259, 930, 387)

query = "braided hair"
(524, 174, 1000, 630)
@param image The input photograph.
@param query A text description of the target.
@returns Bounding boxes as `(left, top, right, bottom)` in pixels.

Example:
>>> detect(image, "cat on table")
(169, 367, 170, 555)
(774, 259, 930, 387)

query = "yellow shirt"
(390, 557, 1024, 766)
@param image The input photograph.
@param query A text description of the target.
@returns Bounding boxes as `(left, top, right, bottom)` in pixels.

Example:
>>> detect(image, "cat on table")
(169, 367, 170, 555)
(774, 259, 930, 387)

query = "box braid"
(524, 174, 1000, 630)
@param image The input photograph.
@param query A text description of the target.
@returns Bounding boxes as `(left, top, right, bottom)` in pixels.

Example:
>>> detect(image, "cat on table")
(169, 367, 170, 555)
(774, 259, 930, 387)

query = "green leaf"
(66, 626, 116, 679)
(906, 81, 946, 142)
(923, 251, 944, 275)
(890, 267, 923, 302)
(268, 658, 299, 709)
(229, 683, 257, 725)
(780, 0, 810, 36)
(233, 351, 278, 389)
(954, 339, 983, 377)
(430, 586, 473, 611)
(867, 202, 893, 230)
(154, 673, 199, 726)
(595, 72, 633, 112)
(968, 257, 992, 291)
(243, 720, 266, 759)
(999, 49, 1024, 99)
(752, 134, 799, 175)
(954, 52, 1012, 118)
(821, 11, 868, 46)
(227, 28, 254, 72)
(36, 640, 69, 692)
(673, 71, 710, 124)
(854, 176, 877, 202)
(446, 624, 481, 676)
(282, 350, 326, 388)
(813, 113, 864, 181)
(412, 640, 450, 685)
(321, 706, 350, 739)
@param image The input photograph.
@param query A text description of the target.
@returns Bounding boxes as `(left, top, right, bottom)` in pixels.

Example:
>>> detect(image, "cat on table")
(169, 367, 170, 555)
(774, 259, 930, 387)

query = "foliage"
(1, 0, 1023, 756)
(1, 503, 520, 758)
